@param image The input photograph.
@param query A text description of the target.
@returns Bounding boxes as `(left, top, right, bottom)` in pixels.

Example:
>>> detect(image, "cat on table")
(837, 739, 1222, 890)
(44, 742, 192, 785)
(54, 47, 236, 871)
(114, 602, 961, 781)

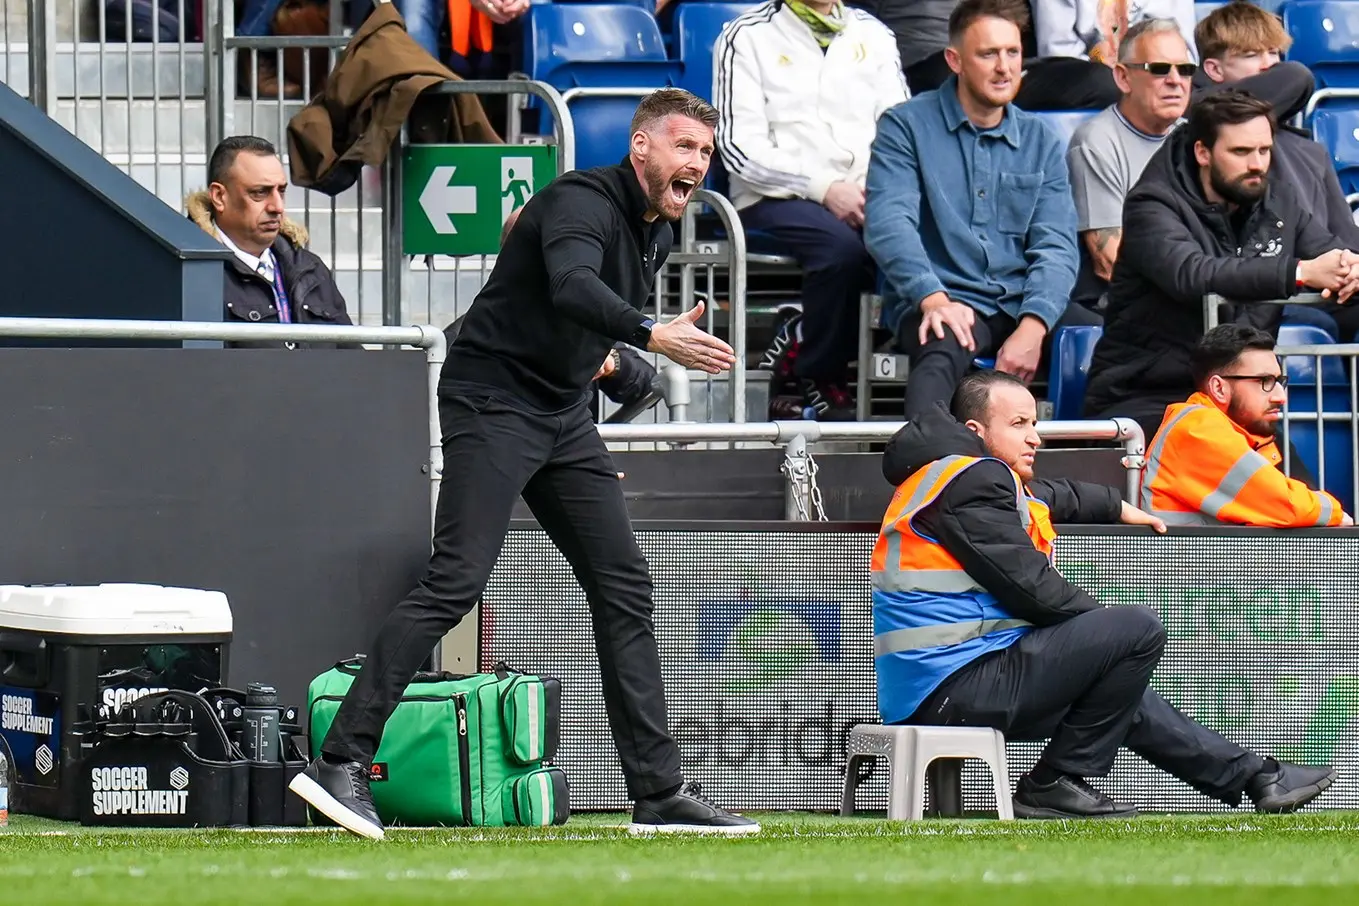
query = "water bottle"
(0, 749, 9, 828)
(239, 683, 281, 763)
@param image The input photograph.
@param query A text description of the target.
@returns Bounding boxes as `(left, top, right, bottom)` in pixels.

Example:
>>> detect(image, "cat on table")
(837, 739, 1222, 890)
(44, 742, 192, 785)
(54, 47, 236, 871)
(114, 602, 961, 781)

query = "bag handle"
(331, 657, 476, 683)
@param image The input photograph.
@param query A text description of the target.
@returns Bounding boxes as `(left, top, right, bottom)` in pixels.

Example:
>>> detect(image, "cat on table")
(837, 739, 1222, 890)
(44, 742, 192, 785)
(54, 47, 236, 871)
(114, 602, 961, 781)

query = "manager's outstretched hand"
(647, 300, 738, 375)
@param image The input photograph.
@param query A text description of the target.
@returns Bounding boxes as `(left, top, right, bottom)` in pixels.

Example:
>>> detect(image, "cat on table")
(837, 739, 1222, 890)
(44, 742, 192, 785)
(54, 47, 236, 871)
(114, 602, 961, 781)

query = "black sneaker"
(1013, 772, 1138, 820)
(628, 781, 761, 836)
(802, 379, 856, 421)
(288, 757, 385, 840)
(1245, 759, 1337, 813)
(759, 310, 802, 397)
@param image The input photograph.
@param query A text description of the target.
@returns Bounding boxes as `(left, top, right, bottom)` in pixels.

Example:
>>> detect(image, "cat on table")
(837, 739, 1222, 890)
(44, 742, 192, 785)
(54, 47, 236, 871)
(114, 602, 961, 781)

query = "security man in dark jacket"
(1084, 90, 1359, 440)
(189, 136, 357, 349)
(874, 369, 1337, 819)
(288, 88, 758, 841)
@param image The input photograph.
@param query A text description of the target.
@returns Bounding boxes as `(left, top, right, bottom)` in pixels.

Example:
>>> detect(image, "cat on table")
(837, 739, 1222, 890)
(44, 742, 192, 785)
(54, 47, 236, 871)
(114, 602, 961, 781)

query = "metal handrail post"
(26, 0, 57, 115)
(695, 189, 749, 423)
(1113, 417, 1146, 506)
(1203, 292, 1325, 332)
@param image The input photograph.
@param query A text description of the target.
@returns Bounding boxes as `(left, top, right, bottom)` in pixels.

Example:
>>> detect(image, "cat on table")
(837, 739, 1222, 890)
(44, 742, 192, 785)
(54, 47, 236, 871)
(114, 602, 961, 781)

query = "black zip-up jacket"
(1084, 125, 1345, 416)
(882, 402, 1124, 626)
(441, 159, 669, 411)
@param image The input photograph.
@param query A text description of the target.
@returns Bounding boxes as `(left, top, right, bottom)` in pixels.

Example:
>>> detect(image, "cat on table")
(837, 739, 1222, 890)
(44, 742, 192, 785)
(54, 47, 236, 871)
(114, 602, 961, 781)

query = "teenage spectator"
(715, 0, 908, 420)
(855, 0, 1121, 110)
(1067, 17, 1192, 309)
(1142, 324, 1352, 527)
(864, 0, 1095, 422)
(1083, 91, 1359, 441)
(1194, 0, 1359, 338)
(187, 136, 357, 348)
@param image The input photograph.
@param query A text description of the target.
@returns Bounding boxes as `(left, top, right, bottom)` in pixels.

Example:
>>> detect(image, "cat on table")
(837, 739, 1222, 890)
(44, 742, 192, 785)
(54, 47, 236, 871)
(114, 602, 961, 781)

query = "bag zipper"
(455, 694, 473, 826)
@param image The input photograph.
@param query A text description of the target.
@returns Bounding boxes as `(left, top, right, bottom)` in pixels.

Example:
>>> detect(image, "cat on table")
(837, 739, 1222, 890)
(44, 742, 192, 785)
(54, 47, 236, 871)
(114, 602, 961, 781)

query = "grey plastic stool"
(841, 725, 1014, 820)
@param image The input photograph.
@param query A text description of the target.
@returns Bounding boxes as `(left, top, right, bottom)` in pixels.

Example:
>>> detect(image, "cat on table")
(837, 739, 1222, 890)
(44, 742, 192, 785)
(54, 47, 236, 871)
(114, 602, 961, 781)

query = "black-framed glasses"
(1221, 373, 1287, 392)
(1125, 61, 1198, 78)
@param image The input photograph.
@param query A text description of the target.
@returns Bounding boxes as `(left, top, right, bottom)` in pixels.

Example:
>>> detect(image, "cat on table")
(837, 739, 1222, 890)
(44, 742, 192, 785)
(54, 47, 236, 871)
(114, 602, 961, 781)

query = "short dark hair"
(1190, 323, 1277, 388)
(630, 88, 719, 135)
(1186, 89, 1276, 152)
(951, 369, 1031, 424)
(948, 0, 1030, 46)
(207, 136, 278, 187)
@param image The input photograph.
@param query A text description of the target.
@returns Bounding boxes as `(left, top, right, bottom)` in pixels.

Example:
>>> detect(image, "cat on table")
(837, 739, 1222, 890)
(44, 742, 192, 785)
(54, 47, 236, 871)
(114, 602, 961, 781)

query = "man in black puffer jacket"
(1083, 90, 1358, 440)
(189, 136, 357, 349)
(873, 369, 1337, 819)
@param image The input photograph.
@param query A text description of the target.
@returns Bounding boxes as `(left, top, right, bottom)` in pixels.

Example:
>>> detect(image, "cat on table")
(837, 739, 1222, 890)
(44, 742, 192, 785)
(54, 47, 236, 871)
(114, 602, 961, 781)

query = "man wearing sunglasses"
(1141, 323, 1351, 526)
(1067, 18, 1195, 310)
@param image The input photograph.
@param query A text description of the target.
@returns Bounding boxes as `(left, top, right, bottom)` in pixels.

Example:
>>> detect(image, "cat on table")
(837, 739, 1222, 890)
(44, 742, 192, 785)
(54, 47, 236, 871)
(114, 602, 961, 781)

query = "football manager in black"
(289, 88, 759, 839)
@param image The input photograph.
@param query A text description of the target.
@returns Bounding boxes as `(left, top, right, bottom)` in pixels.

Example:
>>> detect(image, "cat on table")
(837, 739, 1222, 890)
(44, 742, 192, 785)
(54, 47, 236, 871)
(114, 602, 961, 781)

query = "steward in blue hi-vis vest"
(871, 454, 1056, 725)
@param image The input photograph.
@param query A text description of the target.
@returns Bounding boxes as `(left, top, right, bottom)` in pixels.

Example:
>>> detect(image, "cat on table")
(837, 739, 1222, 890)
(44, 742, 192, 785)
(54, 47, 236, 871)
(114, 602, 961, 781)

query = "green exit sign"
(402, 144, 558, 257)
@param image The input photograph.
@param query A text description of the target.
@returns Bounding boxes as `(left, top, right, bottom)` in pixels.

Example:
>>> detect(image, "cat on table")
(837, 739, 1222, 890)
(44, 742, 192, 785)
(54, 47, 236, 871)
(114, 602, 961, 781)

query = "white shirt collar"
(216, 227, 275, 276)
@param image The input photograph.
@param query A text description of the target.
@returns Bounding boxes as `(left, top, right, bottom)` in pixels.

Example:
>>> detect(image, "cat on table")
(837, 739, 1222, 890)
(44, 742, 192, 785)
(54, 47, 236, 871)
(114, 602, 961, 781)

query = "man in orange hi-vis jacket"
(1142, 323, 1354, 527)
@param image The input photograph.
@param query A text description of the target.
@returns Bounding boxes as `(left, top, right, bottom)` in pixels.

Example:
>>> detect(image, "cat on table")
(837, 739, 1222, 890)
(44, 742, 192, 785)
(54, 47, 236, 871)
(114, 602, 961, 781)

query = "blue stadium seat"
(1310, 105, 1359, 195)
(523, 5, 680, 145)
(1284, 0, 1359, 94)
(675, 2, 754, 103)
(1034, 110, 1099, 149)
(1047, 324, 1103, 420)
(1277, 324, 1353, 512)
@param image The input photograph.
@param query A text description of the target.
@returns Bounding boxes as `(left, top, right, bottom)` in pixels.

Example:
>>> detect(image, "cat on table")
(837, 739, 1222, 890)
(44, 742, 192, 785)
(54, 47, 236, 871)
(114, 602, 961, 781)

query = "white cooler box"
(0, 583, 232, 820)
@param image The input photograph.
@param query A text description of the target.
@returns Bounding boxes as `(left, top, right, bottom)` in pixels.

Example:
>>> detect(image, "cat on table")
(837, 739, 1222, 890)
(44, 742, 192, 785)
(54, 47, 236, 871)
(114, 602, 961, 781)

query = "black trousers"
(898, 304, 1104, 421)
(320, 385, 684, 801)
(738, 198, 876, 381)
(904, 53, 1121, 111)
(908, 607, 1265, 805)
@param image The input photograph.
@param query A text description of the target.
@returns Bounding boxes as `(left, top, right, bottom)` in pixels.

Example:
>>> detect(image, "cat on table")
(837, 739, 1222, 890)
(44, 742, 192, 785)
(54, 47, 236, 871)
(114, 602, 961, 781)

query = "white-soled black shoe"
(627, 781, 761, 836)
(288, 757, 385, 841)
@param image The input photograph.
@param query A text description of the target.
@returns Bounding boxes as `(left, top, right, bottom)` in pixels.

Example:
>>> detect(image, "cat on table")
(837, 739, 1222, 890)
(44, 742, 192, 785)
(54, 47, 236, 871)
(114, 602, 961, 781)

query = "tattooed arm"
(1082, 227, 1122, 283)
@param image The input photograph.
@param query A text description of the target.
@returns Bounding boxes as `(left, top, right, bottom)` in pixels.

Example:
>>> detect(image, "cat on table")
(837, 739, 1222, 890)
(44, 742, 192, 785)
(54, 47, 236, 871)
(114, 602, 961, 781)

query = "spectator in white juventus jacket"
(715, 0, 908, 420)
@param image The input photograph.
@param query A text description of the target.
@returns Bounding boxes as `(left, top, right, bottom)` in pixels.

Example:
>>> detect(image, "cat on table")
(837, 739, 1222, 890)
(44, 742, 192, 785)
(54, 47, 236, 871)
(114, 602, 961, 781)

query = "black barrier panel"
(0, 349, 430, 710)
(481, 522, 1359, 813)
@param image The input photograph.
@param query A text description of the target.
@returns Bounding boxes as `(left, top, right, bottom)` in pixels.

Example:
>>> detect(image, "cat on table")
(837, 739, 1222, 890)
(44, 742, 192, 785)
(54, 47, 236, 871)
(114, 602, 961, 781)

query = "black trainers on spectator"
(769, 393, 809, 420)
(628, 781, 761, 836)
(802, 379, 856, 421)
(1245, 758, 1337, 813)
(1013, 772, 1138, 820)
(759, 310, 802, 397)
(288, 756, 385, 840)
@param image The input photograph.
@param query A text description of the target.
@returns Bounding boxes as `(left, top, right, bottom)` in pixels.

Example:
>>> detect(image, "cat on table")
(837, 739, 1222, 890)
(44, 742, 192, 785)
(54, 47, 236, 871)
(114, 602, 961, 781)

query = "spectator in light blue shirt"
(864, 0, 1097, 420)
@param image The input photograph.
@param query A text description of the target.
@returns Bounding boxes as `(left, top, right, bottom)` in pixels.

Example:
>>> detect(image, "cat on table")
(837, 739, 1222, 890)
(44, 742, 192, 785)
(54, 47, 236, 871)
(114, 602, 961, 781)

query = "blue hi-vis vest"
(871, 454, 1056, 724)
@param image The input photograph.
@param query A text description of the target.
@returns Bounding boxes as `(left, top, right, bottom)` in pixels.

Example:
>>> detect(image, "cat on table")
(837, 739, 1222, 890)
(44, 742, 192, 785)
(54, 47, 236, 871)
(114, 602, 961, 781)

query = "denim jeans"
(396, 0, 443, 60)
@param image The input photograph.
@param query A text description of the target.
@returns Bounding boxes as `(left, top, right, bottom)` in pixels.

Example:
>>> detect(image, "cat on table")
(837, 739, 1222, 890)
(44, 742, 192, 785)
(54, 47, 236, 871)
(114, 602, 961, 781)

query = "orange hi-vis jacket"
(448, 0, 494, 57)
(870, 453, 1056, 724)
(1141, 392, 1345, 527)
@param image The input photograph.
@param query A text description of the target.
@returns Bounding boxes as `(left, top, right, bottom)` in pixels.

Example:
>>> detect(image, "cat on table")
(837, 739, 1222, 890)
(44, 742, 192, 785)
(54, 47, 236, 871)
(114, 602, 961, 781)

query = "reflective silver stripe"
(874, 618, 1033, 656)
(1199, 448, 1272, 519)
(872, 568, 986, 594)
(1140, 404, 1203, 511)
(879, 456, 978, 584)
(1316, 494, 1336, 526)
(1151, 509, 1217, 526)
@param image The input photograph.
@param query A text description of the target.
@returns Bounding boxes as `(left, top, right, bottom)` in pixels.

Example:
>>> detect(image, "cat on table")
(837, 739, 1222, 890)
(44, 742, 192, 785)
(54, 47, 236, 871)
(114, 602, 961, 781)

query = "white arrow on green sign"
(403, 144, 558, 257)
(419, 166, 477, 235)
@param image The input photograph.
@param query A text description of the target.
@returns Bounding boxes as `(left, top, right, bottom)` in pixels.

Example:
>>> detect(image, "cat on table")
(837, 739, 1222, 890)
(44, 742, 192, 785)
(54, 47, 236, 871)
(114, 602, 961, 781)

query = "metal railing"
(597, 418, 1148, 520)
(1276, 342, 1359, 510)
(1202, 291, 1326, 332)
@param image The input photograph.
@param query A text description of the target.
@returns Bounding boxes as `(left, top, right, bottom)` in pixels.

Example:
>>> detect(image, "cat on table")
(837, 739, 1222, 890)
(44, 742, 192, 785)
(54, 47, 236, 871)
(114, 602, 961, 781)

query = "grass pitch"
(3, 810, 1359, 905)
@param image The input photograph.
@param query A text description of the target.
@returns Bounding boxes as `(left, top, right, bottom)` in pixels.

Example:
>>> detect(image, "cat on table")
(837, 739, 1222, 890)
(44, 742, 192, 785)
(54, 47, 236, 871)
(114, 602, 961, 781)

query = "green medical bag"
(307, 657, 568, 827)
